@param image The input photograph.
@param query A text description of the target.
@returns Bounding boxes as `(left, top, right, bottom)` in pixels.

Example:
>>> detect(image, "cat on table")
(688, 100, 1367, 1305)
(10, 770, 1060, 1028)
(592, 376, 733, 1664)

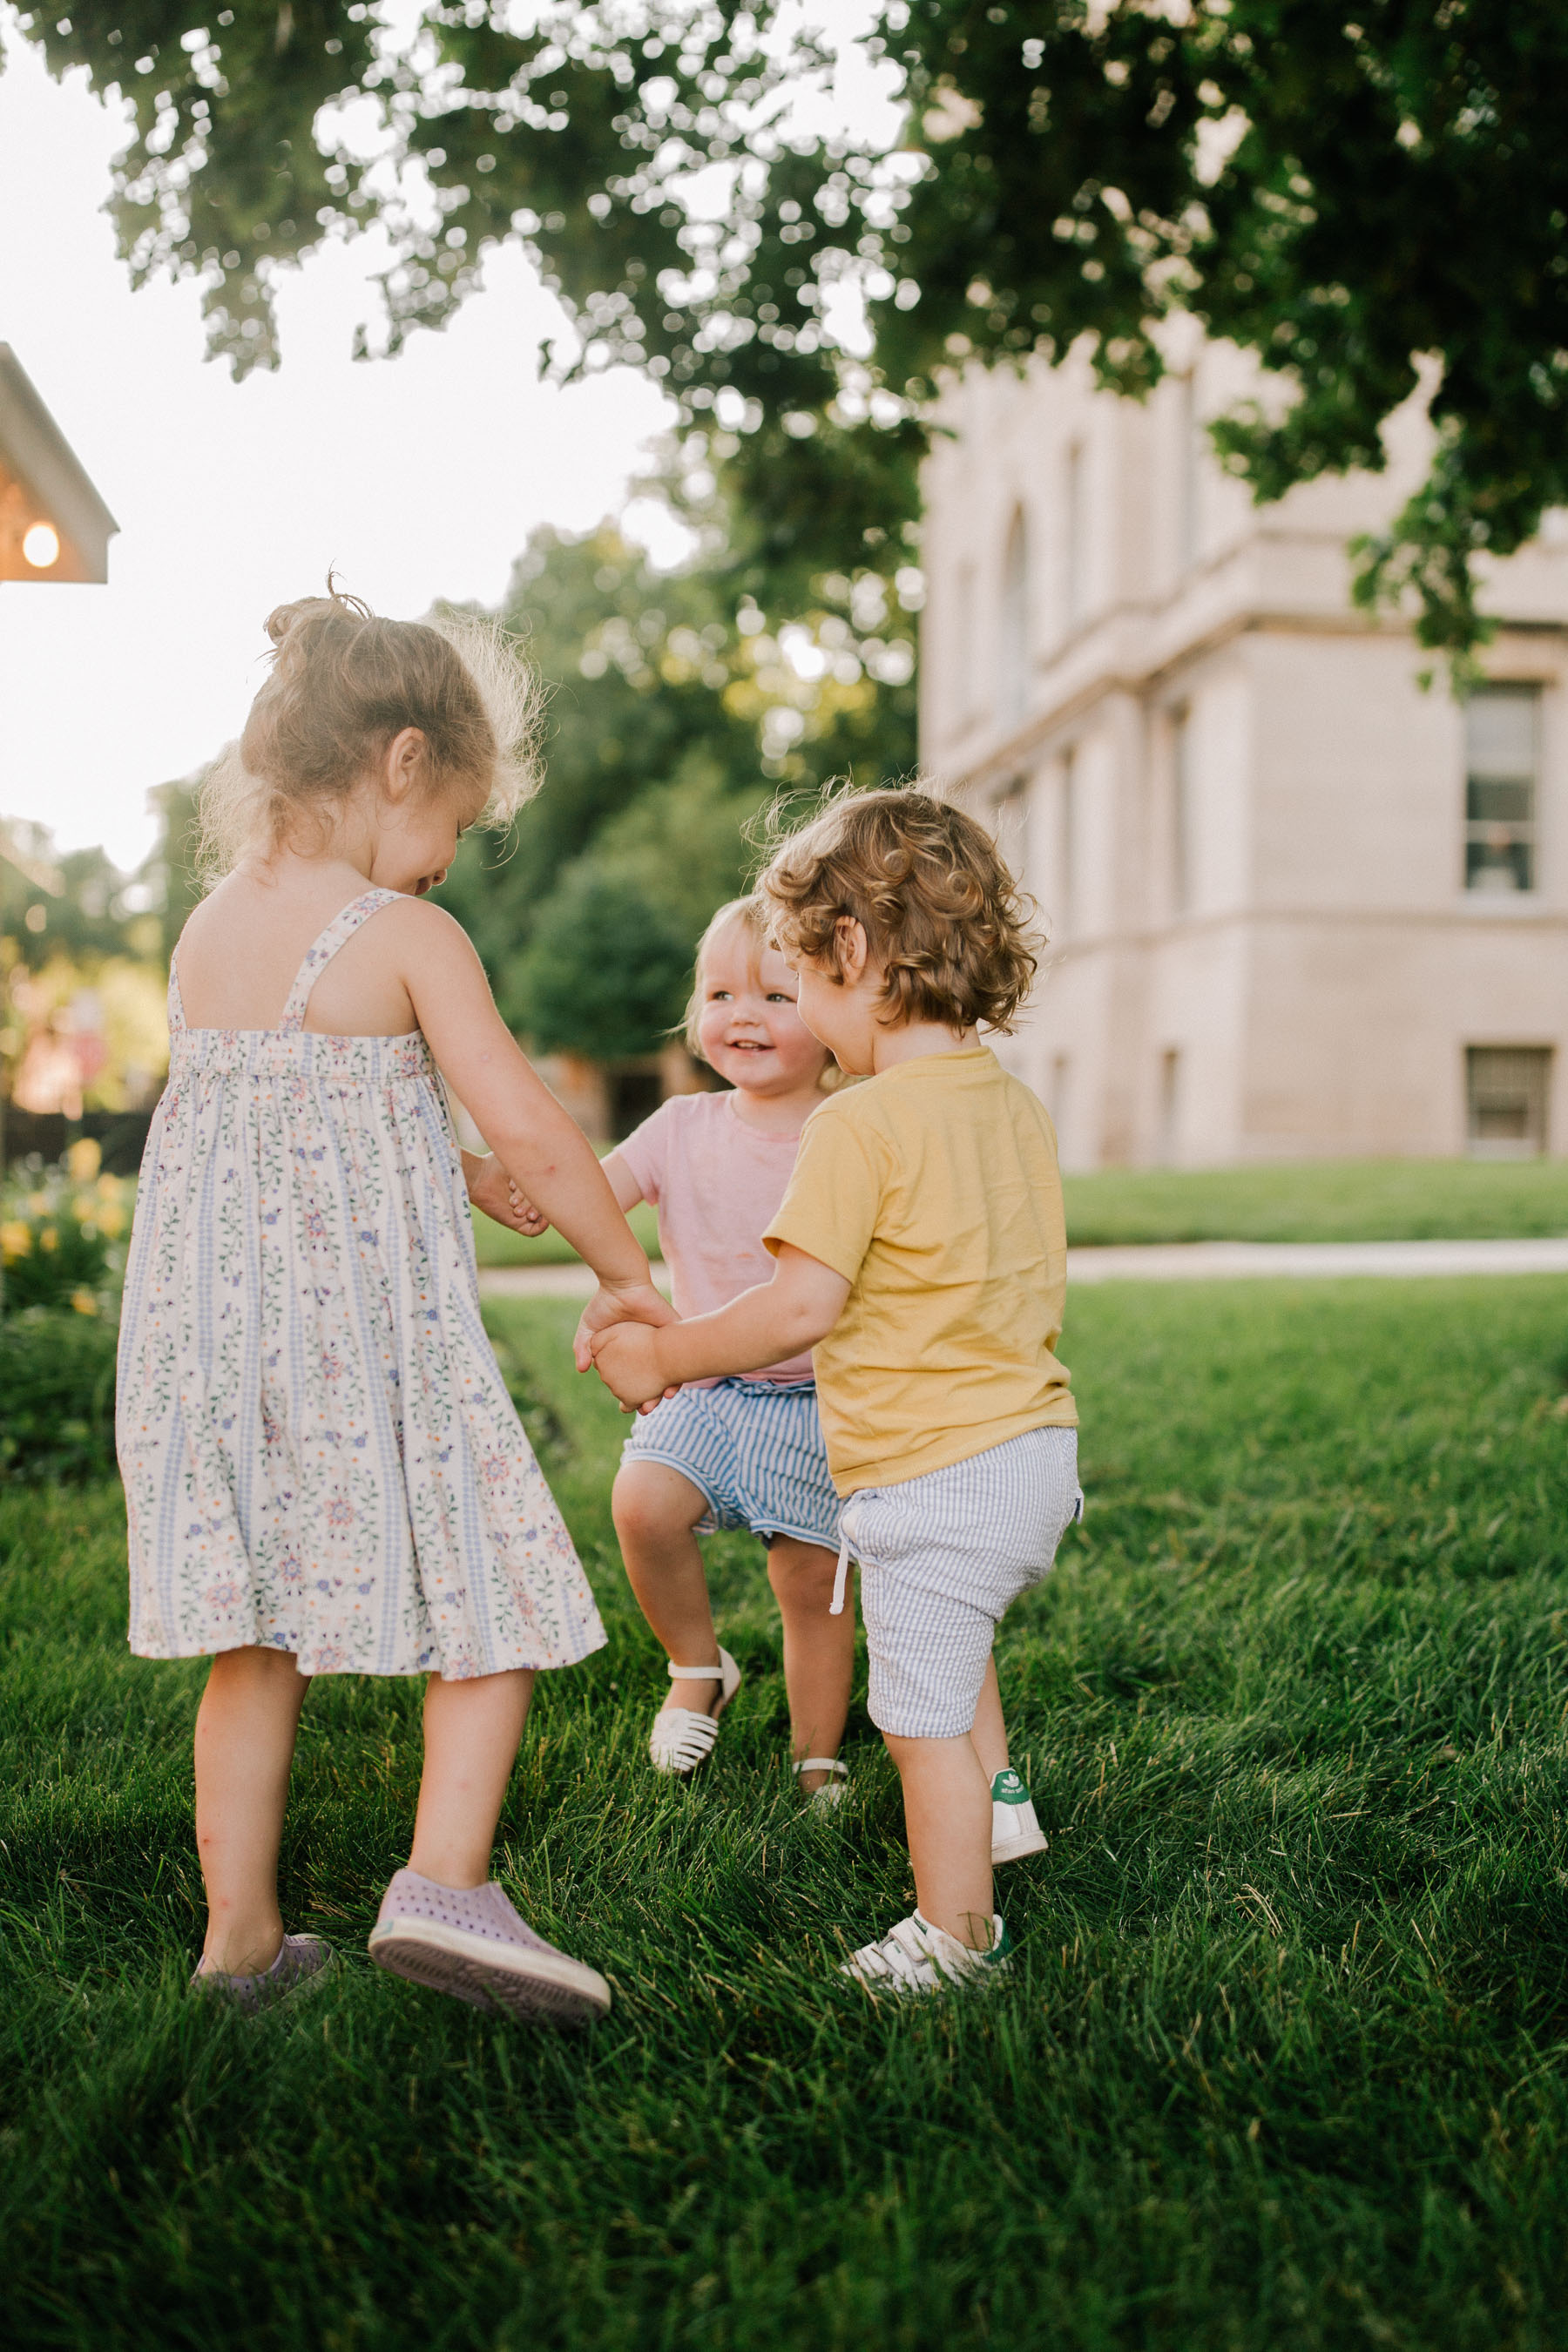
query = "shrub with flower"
(0, 1138, 128, 1316)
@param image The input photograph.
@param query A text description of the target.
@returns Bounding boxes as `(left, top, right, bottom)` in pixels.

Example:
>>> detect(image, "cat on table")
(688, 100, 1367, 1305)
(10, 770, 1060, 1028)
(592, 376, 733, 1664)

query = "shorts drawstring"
(830, 1524, 853, 1616)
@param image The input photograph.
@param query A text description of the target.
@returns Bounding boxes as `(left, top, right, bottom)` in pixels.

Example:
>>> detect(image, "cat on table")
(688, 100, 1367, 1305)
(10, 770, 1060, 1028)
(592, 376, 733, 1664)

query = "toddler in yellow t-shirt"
(592, 788, 1082, 1997)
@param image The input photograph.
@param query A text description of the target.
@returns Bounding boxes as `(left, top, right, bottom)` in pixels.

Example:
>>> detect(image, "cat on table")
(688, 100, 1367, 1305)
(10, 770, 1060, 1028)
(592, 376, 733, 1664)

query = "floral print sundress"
(117, 889, 606, 1680)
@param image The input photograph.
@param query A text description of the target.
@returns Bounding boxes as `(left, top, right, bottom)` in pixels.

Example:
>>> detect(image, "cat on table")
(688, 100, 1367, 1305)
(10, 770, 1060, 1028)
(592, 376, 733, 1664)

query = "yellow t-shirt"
(763, 1046, 1076, 1494)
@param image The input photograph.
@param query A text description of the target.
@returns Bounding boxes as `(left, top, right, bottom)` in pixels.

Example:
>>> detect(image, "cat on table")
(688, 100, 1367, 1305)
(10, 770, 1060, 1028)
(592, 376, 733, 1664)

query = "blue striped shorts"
(619, 1379, 841, 1551)
(841, 1426, 1083, 1740)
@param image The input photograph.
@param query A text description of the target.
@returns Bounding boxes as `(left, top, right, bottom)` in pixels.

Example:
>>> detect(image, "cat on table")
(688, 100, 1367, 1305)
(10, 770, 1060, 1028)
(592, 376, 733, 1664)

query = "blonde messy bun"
(195, 581, 540, 882)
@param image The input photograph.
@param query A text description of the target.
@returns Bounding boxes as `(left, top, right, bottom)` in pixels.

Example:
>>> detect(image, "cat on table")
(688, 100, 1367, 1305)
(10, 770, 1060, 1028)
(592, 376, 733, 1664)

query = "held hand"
(506, 1179, 550, 1238)
(588, 1321, 672, 1412)
(463, 1152, 547, 1238)
(571, 1278, 678, 1374)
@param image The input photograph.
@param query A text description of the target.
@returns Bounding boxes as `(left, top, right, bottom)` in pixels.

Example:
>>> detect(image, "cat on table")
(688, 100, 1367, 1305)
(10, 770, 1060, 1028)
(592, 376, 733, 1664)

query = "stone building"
(920, 338, 1568, 1166)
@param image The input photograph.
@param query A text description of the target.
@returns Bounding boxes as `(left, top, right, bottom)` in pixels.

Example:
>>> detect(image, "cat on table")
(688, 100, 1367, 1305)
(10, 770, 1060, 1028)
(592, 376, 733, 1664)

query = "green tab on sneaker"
(991, 1768, 1030, 1805)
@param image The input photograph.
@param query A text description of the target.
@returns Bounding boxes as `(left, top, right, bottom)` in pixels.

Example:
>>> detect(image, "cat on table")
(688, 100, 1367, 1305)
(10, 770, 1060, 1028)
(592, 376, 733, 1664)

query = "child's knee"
(767, 1537, 842, 1613)
(612, 1462, 705, 1548)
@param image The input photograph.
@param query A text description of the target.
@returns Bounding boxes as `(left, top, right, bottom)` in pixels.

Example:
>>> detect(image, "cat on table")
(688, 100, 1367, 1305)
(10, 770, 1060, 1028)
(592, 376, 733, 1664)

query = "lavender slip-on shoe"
(368, 1869, 612, 2024)
(191, 1932, 335, 2012)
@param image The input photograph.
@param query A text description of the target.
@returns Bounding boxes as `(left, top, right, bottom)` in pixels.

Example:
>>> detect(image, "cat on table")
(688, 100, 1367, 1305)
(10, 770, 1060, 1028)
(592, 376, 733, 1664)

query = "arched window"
(998, 506, 1029, 727)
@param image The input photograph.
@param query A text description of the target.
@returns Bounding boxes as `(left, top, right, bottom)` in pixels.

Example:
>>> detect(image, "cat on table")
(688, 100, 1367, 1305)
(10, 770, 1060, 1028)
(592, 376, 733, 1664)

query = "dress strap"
(166, 956, 187, 1033)
(277, 889, 402, 1034)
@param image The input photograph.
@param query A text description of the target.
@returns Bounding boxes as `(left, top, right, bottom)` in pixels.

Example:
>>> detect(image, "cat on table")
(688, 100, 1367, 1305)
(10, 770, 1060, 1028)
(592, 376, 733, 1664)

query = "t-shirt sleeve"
(614, 1098, 672, 1206)
(762, 1102, 883, 1284)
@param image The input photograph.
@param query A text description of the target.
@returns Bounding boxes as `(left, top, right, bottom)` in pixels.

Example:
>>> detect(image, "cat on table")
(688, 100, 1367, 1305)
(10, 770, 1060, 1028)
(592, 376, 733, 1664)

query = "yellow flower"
(67, 1138, 102, 1183)
(27, 1191, 48, 1213)
(97, 1203, 125, 1238)
(97, 1173, 122, 1200)
(0, 1220, 31, 1262)
(70, 1287, 99, 1316)
(72, 1194, 96, 1222)
(39, 1226, 58, 1253)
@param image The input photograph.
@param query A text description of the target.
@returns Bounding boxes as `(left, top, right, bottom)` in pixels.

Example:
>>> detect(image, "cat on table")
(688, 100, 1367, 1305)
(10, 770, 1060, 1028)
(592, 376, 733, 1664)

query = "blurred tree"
(13, 3, 1568, 660)
(0, 824, 148, 970)
(132, 506, 916, 1061)
(0, 821, 169, 1135)
(133, 779, 206, 967)
(434, 510, 916, 1056)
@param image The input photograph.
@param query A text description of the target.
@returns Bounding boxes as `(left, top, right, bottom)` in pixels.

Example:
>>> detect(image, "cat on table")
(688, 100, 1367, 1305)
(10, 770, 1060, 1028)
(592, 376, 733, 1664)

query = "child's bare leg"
(969, 1654, 1010, 1781)
(409, 1667, 534, 1889)
(613, 1461, 723, 1715)
(882, 1730, 996, 1949)
(194, 1646, 311, 1975)
(767, 1537, 854, 1790)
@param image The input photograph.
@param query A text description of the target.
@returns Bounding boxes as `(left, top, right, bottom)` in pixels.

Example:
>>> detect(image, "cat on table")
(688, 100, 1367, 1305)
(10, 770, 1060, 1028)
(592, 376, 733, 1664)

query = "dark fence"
(2, 1106, 155, 1176)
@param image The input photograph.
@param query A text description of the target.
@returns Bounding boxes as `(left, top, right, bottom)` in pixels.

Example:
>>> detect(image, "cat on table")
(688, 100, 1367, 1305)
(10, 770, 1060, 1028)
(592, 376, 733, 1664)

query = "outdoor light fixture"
(0, 345, 117, 585)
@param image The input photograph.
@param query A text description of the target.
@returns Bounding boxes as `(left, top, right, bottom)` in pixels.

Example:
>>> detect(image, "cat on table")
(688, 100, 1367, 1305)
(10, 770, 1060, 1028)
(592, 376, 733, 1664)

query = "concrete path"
(478, 1235, 1568, 1301)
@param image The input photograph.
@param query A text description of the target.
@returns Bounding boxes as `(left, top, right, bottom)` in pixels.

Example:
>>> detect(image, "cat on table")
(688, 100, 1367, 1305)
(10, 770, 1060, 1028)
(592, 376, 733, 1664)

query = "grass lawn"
(5, 1277, 1568, 2348)
(470, 1156, 1568, 1265)
(1062, 1157, 1568, 1247)
(473, 1195, 661, 1267)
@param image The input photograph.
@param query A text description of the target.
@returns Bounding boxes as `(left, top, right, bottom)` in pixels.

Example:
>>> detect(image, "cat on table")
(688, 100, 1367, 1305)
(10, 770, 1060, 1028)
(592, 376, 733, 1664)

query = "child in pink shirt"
(603, 896, 854, 1794)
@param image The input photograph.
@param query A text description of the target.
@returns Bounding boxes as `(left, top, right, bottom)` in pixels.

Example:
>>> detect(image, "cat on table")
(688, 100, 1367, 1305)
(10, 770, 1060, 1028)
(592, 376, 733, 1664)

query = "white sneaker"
(648, 1647, 741, 1774)
(841, 1909, 1012, 1996)
(990, 1767, 1048, 1864)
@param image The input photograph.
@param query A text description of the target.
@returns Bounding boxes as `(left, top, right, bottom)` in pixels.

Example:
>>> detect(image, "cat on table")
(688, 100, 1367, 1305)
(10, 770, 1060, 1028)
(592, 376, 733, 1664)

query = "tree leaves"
(17, 2, 1568, 656)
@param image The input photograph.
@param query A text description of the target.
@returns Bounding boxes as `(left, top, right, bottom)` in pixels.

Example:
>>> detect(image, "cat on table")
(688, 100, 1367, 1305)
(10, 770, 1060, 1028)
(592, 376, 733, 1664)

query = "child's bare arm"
(599, 1152, 645, 1213)
(591, 1246, 848, 1409)
(399, 906, 665, 1321)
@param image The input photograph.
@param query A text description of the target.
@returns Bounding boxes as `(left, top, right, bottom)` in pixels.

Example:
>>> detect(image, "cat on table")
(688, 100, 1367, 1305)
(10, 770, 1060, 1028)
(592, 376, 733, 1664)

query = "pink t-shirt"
(615, 1091, 814, 1385)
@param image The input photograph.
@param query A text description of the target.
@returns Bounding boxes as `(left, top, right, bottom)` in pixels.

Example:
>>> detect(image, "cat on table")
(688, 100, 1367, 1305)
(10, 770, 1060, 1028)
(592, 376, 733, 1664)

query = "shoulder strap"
(166, 956, 187, 1033)
(277, 889, 402, 1034)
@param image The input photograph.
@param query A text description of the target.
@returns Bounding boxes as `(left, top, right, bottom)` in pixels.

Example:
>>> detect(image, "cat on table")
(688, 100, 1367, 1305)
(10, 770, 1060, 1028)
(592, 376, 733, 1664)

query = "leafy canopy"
(17, 3, 1567, 654)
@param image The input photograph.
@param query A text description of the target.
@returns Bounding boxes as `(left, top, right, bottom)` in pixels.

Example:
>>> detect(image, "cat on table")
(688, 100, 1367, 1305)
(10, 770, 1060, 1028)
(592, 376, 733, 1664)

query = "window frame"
(1463, 683, 1542, 896)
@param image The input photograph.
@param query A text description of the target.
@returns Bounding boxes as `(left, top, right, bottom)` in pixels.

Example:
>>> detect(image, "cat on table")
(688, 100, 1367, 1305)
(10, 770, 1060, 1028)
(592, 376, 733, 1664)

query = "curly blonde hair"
(757, 787, 1042, 1033)
(196, 585, 540, 880)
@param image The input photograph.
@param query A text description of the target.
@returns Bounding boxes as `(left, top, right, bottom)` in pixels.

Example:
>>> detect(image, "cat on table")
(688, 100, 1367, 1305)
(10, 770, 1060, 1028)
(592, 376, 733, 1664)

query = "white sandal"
(793, 1755, 848, 1808)
(648, 1648, 741, 1775)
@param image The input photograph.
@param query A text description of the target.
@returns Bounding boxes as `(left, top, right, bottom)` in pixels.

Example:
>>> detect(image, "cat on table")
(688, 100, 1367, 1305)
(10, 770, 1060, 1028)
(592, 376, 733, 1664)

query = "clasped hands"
(461, 1154, 679, 1412)
(572, 1283, 681, 1414)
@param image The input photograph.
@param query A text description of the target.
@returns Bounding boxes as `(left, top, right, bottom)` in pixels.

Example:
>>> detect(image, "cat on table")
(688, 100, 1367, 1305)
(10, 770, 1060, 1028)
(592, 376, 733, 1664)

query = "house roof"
(0, 344, 118, 584)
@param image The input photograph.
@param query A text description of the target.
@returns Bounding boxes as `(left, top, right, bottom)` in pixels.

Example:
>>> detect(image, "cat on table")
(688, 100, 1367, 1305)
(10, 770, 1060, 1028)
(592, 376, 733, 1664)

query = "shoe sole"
(992, 1828, 1049, 1864)
(190, 1947, 337, 2012)
(368, 1919, 612, 2024)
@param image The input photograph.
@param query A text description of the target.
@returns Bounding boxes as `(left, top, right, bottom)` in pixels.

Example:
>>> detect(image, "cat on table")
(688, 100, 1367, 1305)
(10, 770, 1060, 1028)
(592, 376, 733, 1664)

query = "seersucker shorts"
(841, 1425, 1083, 1740)
(619, 1378, 841, 1551)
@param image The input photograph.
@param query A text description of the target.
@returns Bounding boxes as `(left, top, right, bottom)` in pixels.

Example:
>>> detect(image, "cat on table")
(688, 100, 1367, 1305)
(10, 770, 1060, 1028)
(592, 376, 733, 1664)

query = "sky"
(0, 23, 681, 874)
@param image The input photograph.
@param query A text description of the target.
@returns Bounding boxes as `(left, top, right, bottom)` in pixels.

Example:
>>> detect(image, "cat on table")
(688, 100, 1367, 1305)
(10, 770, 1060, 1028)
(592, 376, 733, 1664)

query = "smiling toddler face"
(693, 916, 828, 1098)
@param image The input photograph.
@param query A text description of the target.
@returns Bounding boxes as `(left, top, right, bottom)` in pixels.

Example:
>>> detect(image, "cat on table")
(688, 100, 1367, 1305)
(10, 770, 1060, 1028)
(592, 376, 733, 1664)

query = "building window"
(1057, 748, 1077, 935)
(1063, 443, 1087, 631)
(953, 559, 977, 727)
(1050, 1053, 1071, 1144)
(1465, 1046, 1551, 1156)
(1171, 704, 1193, 912)
(1464, 685, 1539, 892)
(1176, 375, 1200, 572)
(998, 508, 1029, 727)
(1157, 1048, 1181, 1165)
(992, 777, 1030, 889)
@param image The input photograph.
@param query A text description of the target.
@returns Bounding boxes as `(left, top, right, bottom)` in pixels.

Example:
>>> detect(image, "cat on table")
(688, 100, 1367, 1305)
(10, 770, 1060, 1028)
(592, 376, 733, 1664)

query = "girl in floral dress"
(118, 590, 671, 2023)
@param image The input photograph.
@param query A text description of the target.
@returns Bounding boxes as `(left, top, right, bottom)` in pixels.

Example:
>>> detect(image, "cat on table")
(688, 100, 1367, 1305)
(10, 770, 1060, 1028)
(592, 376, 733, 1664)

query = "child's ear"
(834, 915, 869, 986)
(382, 726, 428, 805)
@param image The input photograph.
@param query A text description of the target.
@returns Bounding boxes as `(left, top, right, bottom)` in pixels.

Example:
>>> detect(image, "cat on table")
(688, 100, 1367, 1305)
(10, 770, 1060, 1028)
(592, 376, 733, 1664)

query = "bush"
(0, 1308, 119, 1483)
(1, 1138, 128, 1317)
(513, 869, 698, 1061)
